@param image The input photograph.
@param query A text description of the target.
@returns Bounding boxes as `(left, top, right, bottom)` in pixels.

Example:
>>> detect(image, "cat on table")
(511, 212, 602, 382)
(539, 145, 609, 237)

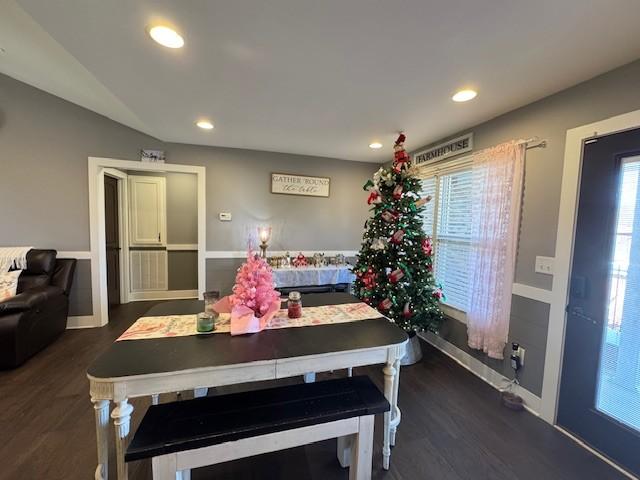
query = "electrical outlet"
(517, 346, 525, 366)
(535, 256, 555, 275)
(219, 212, 232, 221)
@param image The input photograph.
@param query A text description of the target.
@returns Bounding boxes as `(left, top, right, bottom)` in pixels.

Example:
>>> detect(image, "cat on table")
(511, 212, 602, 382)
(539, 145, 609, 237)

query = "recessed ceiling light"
(452, 89, 477, 102)
(148, 25, 184, 49)
(369, 142, 383, 149)
(196, 120, 214, 130)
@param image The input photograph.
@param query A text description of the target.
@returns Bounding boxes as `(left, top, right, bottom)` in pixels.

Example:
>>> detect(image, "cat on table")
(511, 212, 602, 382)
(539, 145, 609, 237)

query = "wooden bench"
(126, 376, 390, 480)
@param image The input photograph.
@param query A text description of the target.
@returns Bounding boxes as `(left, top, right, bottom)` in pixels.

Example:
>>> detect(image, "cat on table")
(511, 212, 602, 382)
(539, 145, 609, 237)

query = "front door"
(104, 175, 121, 308)
(558, 127, 640, 475)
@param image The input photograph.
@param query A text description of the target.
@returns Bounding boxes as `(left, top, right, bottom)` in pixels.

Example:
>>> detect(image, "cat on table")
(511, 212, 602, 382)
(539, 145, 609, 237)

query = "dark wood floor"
(0, 301, 628, 480)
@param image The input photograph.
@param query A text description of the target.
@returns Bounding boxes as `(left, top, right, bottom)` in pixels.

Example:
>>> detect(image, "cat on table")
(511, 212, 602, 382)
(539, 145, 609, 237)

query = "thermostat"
(219, 212, 232, 221)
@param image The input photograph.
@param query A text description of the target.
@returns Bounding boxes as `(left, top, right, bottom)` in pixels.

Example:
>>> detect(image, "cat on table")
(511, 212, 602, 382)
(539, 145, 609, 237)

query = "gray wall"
(412, 58, 640, 395)
(0, 74, 164, 251)
(0, 72, 377, 316)
(163, 143, 374, 252)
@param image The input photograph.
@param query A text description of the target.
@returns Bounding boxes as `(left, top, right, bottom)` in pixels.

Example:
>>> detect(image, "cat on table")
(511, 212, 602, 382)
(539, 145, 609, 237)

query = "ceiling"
(2, 0, 640, 162)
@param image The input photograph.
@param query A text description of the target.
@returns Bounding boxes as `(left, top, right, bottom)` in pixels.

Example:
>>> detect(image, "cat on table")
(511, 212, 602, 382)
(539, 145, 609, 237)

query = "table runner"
(117, 302, 382, 341)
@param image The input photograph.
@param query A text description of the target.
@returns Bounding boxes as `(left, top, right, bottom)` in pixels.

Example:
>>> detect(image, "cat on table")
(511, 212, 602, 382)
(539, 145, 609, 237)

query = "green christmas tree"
(354, 133, 444, 333)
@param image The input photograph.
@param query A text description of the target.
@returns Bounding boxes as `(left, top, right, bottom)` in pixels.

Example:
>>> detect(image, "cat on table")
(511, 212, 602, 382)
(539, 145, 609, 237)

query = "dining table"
(87, 292, 408, 480)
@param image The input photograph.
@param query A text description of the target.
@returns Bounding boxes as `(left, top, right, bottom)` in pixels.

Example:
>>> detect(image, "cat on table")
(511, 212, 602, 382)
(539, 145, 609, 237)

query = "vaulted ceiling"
(2, 0, 640, 162)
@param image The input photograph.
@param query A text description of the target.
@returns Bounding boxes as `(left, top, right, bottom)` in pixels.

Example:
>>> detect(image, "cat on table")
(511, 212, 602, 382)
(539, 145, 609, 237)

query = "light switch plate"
(219, 212, 232, 221)
(535, 256, 555, 275)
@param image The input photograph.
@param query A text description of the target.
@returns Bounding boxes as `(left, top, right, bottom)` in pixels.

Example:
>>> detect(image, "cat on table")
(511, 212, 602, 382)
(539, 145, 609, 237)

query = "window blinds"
(419, 164, 473, 312)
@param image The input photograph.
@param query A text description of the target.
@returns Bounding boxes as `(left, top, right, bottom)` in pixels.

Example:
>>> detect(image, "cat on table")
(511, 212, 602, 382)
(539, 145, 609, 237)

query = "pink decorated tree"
(230, 250, 281, 317)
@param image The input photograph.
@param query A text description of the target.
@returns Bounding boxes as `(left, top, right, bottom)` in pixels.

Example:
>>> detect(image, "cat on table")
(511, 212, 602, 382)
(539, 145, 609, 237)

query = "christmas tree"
(354, 133, 444, 333)
(230, 249, 281, 317)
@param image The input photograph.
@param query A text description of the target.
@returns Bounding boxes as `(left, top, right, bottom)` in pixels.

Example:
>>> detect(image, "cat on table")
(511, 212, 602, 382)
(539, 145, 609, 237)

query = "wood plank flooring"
(0, 301, 628, 480)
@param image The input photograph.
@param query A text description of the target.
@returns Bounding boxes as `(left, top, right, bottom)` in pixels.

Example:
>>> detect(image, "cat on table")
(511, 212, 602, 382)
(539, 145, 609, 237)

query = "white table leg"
(337, 435, 353, 467)
(111, 399, 134, 480)
(382, 360, 397, 470)
(92, 398, 110, 480)
(193, 387, 208, 398)
(151, 394, 160, 405)
(390, 358, 401, 446)
(347, 367, 353, 377)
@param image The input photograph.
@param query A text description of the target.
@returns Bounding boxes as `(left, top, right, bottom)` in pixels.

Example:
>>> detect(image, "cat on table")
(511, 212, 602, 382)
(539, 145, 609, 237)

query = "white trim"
(542, 108, 640, 425)
(419, 331, 542, 415)
(66, 315, 96, 329)
(205, 250, 359, 259)
(512, 283, 553, 304)
(89, 157, 206, 329)
(103, 168, 130, 304)
(57, 251, 91, 260)
(128, 289, 199, 301)
(554, 426, 639, 480)
(167, 244, 198, 251)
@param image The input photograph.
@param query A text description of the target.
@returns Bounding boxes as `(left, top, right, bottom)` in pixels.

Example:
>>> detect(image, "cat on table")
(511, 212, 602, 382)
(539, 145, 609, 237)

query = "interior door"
(558, 127, 640, 475)
(104, 175, 121, 307)
(129, 176, 166, 246)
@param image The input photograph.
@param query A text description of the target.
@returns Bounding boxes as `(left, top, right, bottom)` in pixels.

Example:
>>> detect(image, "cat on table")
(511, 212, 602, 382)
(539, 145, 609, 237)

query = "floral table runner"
(117, 302, 382, 341)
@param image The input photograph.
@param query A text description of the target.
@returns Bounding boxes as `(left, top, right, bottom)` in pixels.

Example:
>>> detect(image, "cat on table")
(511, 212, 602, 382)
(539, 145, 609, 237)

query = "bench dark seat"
(126, 375, 389, 462)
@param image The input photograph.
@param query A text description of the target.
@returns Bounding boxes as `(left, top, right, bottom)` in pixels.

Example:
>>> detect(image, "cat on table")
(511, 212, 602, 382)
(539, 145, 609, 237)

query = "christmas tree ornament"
(388, 268, 405, 283)
(414, 195, 432, 209)
(367, 188, 382, 205)
(354, 132, 443, 334)
(378, 298, 393, 311)
(393, 184, 403, 200)
(370, 237, 387, 250)
(390, 229, 405, 244)
(380, 210, 399, 223)
(422, 237, 433, 256)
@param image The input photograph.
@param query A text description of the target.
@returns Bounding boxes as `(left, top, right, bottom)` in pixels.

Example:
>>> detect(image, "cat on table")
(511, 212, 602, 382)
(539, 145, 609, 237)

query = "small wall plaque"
(271, 173, 330, 197)
(141, 149, 166, 163)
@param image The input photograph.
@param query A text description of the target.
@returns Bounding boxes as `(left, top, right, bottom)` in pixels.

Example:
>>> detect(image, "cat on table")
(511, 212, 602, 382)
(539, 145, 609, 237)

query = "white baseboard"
(66, 315, 98, 329)
(129, 289, 199, 301)
(553, 426, 639, 480)
(419, 331, 542, 416)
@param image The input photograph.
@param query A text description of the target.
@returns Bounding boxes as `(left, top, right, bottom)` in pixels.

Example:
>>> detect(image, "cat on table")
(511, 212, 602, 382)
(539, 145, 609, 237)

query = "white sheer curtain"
(467, 141, 525, 359)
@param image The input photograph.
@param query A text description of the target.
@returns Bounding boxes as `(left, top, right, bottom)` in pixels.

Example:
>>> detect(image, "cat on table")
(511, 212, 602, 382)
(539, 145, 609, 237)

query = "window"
(419, 162, 473, 316)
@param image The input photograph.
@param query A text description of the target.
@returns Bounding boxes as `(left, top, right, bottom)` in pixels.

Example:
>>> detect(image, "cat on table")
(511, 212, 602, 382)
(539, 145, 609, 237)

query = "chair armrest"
(0, 286, 63, 314)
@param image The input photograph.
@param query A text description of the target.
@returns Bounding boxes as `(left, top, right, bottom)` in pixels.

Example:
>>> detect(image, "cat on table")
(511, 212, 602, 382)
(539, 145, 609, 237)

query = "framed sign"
(413, 133, 473, 167)
(271, 173, 330, 197)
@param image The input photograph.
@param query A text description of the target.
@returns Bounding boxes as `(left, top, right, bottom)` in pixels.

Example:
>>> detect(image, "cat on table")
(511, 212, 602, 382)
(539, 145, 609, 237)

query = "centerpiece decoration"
(213, 248, 281, 335)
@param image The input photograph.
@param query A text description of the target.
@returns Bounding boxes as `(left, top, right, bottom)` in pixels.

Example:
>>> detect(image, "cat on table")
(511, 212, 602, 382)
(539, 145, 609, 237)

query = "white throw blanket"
(0, 247, 32, 272)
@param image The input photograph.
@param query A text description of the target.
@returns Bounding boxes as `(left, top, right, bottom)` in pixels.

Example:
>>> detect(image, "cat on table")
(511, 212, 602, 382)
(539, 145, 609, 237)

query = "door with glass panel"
(558, 127, 640, 476)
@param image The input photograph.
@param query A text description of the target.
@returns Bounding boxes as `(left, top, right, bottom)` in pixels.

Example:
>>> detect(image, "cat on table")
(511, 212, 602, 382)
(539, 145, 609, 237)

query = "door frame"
(541, 109, 640, 424)
(89, 157, 206, 327)
(103, 168, 130, 305)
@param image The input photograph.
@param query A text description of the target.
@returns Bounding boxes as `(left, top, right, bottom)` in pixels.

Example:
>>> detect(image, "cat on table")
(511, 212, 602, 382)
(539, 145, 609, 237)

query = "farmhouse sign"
(271, 173, 330, 197)
(413, 133, 474, 166)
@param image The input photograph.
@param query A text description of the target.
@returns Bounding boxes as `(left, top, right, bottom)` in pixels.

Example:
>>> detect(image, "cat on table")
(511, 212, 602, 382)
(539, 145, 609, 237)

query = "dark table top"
(88, 293, 407, 380)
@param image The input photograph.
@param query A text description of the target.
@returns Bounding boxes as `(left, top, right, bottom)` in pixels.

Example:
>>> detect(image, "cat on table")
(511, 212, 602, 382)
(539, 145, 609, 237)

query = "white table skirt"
(272, 266, 355, 288)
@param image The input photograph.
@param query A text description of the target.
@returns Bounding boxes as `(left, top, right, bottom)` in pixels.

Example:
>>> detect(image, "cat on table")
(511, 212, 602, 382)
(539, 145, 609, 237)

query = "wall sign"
(141, 149, 166, 163)
(271, 173, 330, 197)
(413, 133, 473, 166)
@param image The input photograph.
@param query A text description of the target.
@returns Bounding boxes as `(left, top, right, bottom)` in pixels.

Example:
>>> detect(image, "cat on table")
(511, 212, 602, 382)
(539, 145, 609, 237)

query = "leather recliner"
(0, 249, 76, 369)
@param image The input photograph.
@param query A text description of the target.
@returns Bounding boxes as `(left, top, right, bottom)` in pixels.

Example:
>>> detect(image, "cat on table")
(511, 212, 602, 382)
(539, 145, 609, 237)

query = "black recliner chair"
(0, 250, 76, 369)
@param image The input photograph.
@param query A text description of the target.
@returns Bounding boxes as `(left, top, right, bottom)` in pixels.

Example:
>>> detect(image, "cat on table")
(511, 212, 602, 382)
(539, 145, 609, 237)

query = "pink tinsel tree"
(230, 250, 281, 317)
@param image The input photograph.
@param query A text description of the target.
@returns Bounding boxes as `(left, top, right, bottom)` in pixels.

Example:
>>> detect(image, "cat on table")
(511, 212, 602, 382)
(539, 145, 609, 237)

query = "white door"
(129, 176, 166, 246)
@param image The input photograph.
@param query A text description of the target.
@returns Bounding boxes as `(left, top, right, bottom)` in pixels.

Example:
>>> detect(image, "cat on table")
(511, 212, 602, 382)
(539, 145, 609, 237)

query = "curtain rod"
(518, 137, 548, 150)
